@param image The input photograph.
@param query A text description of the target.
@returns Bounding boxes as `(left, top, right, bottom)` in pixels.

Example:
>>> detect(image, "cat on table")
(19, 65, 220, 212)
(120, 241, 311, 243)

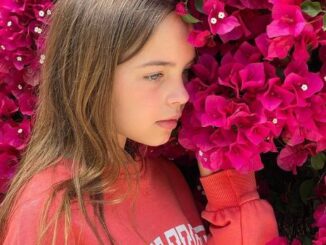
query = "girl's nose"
(167, 81, 190, 106)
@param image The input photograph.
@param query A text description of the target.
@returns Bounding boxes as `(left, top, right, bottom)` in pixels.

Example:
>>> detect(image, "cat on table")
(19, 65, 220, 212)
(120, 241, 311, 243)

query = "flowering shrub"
(0, 0, 325, 243)
(0, 0, 53, 201)
(148, 0, 326, 243)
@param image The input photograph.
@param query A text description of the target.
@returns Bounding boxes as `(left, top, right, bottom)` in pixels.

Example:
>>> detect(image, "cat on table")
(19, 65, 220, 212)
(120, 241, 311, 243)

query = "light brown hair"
(0, 0, 178, 244)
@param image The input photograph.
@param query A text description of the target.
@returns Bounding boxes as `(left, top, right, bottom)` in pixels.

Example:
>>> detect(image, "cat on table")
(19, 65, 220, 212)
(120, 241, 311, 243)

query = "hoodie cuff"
(199, 169, 260, 210)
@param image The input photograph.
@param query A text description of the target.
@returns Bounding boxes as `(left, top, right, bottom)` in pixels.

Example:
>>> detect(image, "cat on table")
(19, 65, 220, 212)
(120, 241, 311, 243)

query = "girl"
(0, 0, 279, 244)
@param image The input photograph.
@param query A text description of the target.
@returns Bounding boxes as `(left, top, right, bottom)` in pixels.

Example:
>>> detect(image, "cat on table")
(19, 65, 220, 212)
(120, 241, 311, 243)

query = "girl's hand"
(197, 160, 223, 177)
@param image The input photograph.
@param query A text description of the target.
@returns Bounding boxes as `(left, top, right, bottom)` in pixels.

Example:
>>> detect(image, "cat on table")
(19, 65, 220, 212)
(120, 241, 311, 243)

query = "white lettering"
(150, 223, 207, 245)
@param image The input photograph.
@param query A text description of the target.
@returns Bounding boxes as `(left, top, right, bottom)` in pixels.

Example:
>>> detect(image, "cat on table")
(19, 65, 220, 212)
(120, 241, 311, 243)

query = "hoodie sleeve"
(199, 169, 279, 245)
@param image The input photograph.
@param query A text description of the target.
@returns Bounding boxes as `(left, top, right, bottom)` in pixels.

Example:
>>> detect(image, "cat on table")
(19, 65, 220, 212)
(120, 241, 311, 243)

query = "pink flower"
(313, 204, 326, 245)
(227, 0, 272, 9)
(267, 36, 295, 60)
(175, 2, 188, 16)
(267, 3, 306, 38)
(277, 144, 309, 174)
(200, 95, 229, 127)
(313, 204, 326, 228)
(0, 91, 19, 116)
(257, 77, 295, 111)
(188, 30, 211, 47)
(239, 62, 266, 90)
(0, 151, 18, 193)
(203, 0, 241, 35)
(191, 54, 219, 84)
(0, 118, 32, 150)
(283, 72, 324, 107)
(313, 227, 326, 245)
(10, 48, 35, 71)
(16, 87, 37, 116)
(233, 41, 261, 65)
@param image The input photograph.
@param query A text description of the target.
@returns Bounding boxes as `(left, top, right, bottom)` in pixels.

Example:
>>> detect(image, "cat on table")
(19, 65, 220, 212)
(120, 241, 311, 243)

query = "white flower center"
(301, 84, 308, 91)
(39, 10, 45, 17)
(218, 12, 225, 19)
(210, 17, 217, 24)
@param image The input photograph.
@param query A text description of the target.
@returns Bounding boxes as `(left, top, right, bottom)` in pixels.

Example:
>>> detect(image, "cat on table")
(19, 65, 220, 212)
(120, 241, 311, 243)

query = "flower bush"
(0, 0, 53, 200)
(0, 0, 325, 244)
(148, 0, 326, 243)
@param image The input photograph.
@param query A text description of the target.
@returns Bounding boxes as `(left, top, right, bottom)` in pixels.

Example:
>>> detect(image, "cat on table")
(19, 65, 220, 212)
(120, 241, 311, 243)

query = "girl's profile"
(0, 0, 279, 244)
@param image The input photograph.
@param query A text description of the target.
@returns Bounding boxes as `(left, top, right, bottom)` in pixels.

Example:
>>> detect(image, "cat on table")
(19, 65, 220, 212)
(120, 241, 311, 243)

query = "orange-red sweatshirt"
(3, 157, 279, 244)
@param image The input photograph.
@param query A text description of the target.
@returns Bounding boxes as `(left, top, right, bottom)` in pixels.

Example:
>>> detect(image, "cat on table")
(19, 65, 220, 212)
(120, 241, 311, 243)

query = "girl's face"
(113, 11, 196, 149)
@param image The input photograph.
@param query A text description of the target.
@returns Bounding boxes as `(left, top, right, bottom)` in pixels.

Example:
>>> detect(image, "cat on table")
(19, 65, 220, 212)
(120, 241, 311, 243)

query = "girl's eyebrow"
(137, 56, 196, 68)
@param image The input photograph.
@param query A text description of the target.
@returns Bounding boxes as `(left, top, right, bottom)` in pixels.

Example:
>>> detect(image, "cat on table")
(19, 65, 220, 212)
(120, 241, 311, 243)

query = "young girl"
(0, 0, 279, 244)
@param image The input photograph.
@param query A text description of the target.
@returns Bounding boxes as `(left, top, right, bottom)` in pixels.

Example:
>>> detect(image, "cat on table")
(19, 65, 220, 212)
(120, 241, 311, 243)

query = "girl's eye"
(144, 68, 192, 82)
(144, 72, 164, 81)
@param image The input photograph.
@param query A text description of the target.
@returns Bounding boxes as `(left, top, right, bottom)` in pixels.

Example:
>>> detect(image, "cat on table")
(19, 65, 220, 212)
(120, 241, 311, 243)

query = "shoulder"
(13, 158, 72, 211)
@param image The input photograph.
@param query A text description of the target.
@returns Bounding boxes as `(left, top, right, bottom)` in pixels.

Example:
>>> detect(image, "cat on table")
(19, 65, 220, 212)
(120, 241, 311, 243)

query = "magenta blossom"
(239, 62, 266, 91)
(0, 118, 32, 150)
(202, 0, 240, 36)
(188, 30, 211, 47)
(175, 2, 187, 16)
(266, 3, 306, 38)
(257, 77, 295, 111)
(283, 72, 324, 107)
(0, 151, 18, 193)
(277, 144, 309, 174)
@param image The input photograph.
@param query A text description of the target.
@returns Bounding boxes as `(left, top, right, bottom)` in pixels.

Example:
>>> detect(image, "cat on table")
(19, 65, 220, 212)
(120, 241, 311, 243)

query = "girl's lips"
(156, 120, 178, 130)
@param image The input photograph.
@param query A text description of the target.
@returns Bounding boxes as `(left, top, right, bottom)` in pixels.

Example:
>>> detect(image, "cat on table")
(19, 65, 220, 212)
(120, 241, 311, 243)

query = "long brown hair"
(0, 0, 178, 244)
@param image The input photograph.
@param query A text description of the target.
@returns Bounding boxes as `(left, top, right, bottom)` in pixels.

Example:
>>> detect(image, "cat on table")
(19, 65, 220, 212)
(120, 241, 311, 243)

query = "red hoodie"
(3, 156, 279, 244)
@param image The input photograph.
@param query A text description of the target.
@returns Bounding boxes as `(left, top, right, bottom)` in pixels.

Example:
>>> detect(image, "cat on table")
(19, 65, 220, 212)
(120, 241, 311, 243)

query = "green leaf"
(181, 14, 201, 24)
(195, 0, 205, 14)
(299, 179, 314, 204)
(323, 14, 326, 31)
(311, 152, 326, 170)
(301, 1, 322, 17)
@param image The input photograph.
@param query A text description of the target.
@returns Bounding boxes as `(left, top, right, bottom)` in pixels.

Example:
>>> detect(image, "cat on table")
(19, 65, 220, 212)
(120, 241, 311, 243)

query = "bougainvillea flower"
(239, 62, 266, 90)
(313, 227, 326, 245)
(277, 144, 309, 174)
(0, 92, 19, 116)
(283, 72, 324, 106)
(233, 41, 261, 65)
(311, 93, 326, 123)
(16, 88, 37, 116)
(267, 36, 295, 60)
(0, 151, 18, 193)
(188, 30, 211, 47)
(203, 0, 241, 35)
(257, 77, 295, 111)
(191, 54, 219, 84)
(0, 118, 32, 150)
(200, 95, 229, 127)
(266, 4, 306, 38)
(313, 204, 326, 228)
(175, 2, 188, 16)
